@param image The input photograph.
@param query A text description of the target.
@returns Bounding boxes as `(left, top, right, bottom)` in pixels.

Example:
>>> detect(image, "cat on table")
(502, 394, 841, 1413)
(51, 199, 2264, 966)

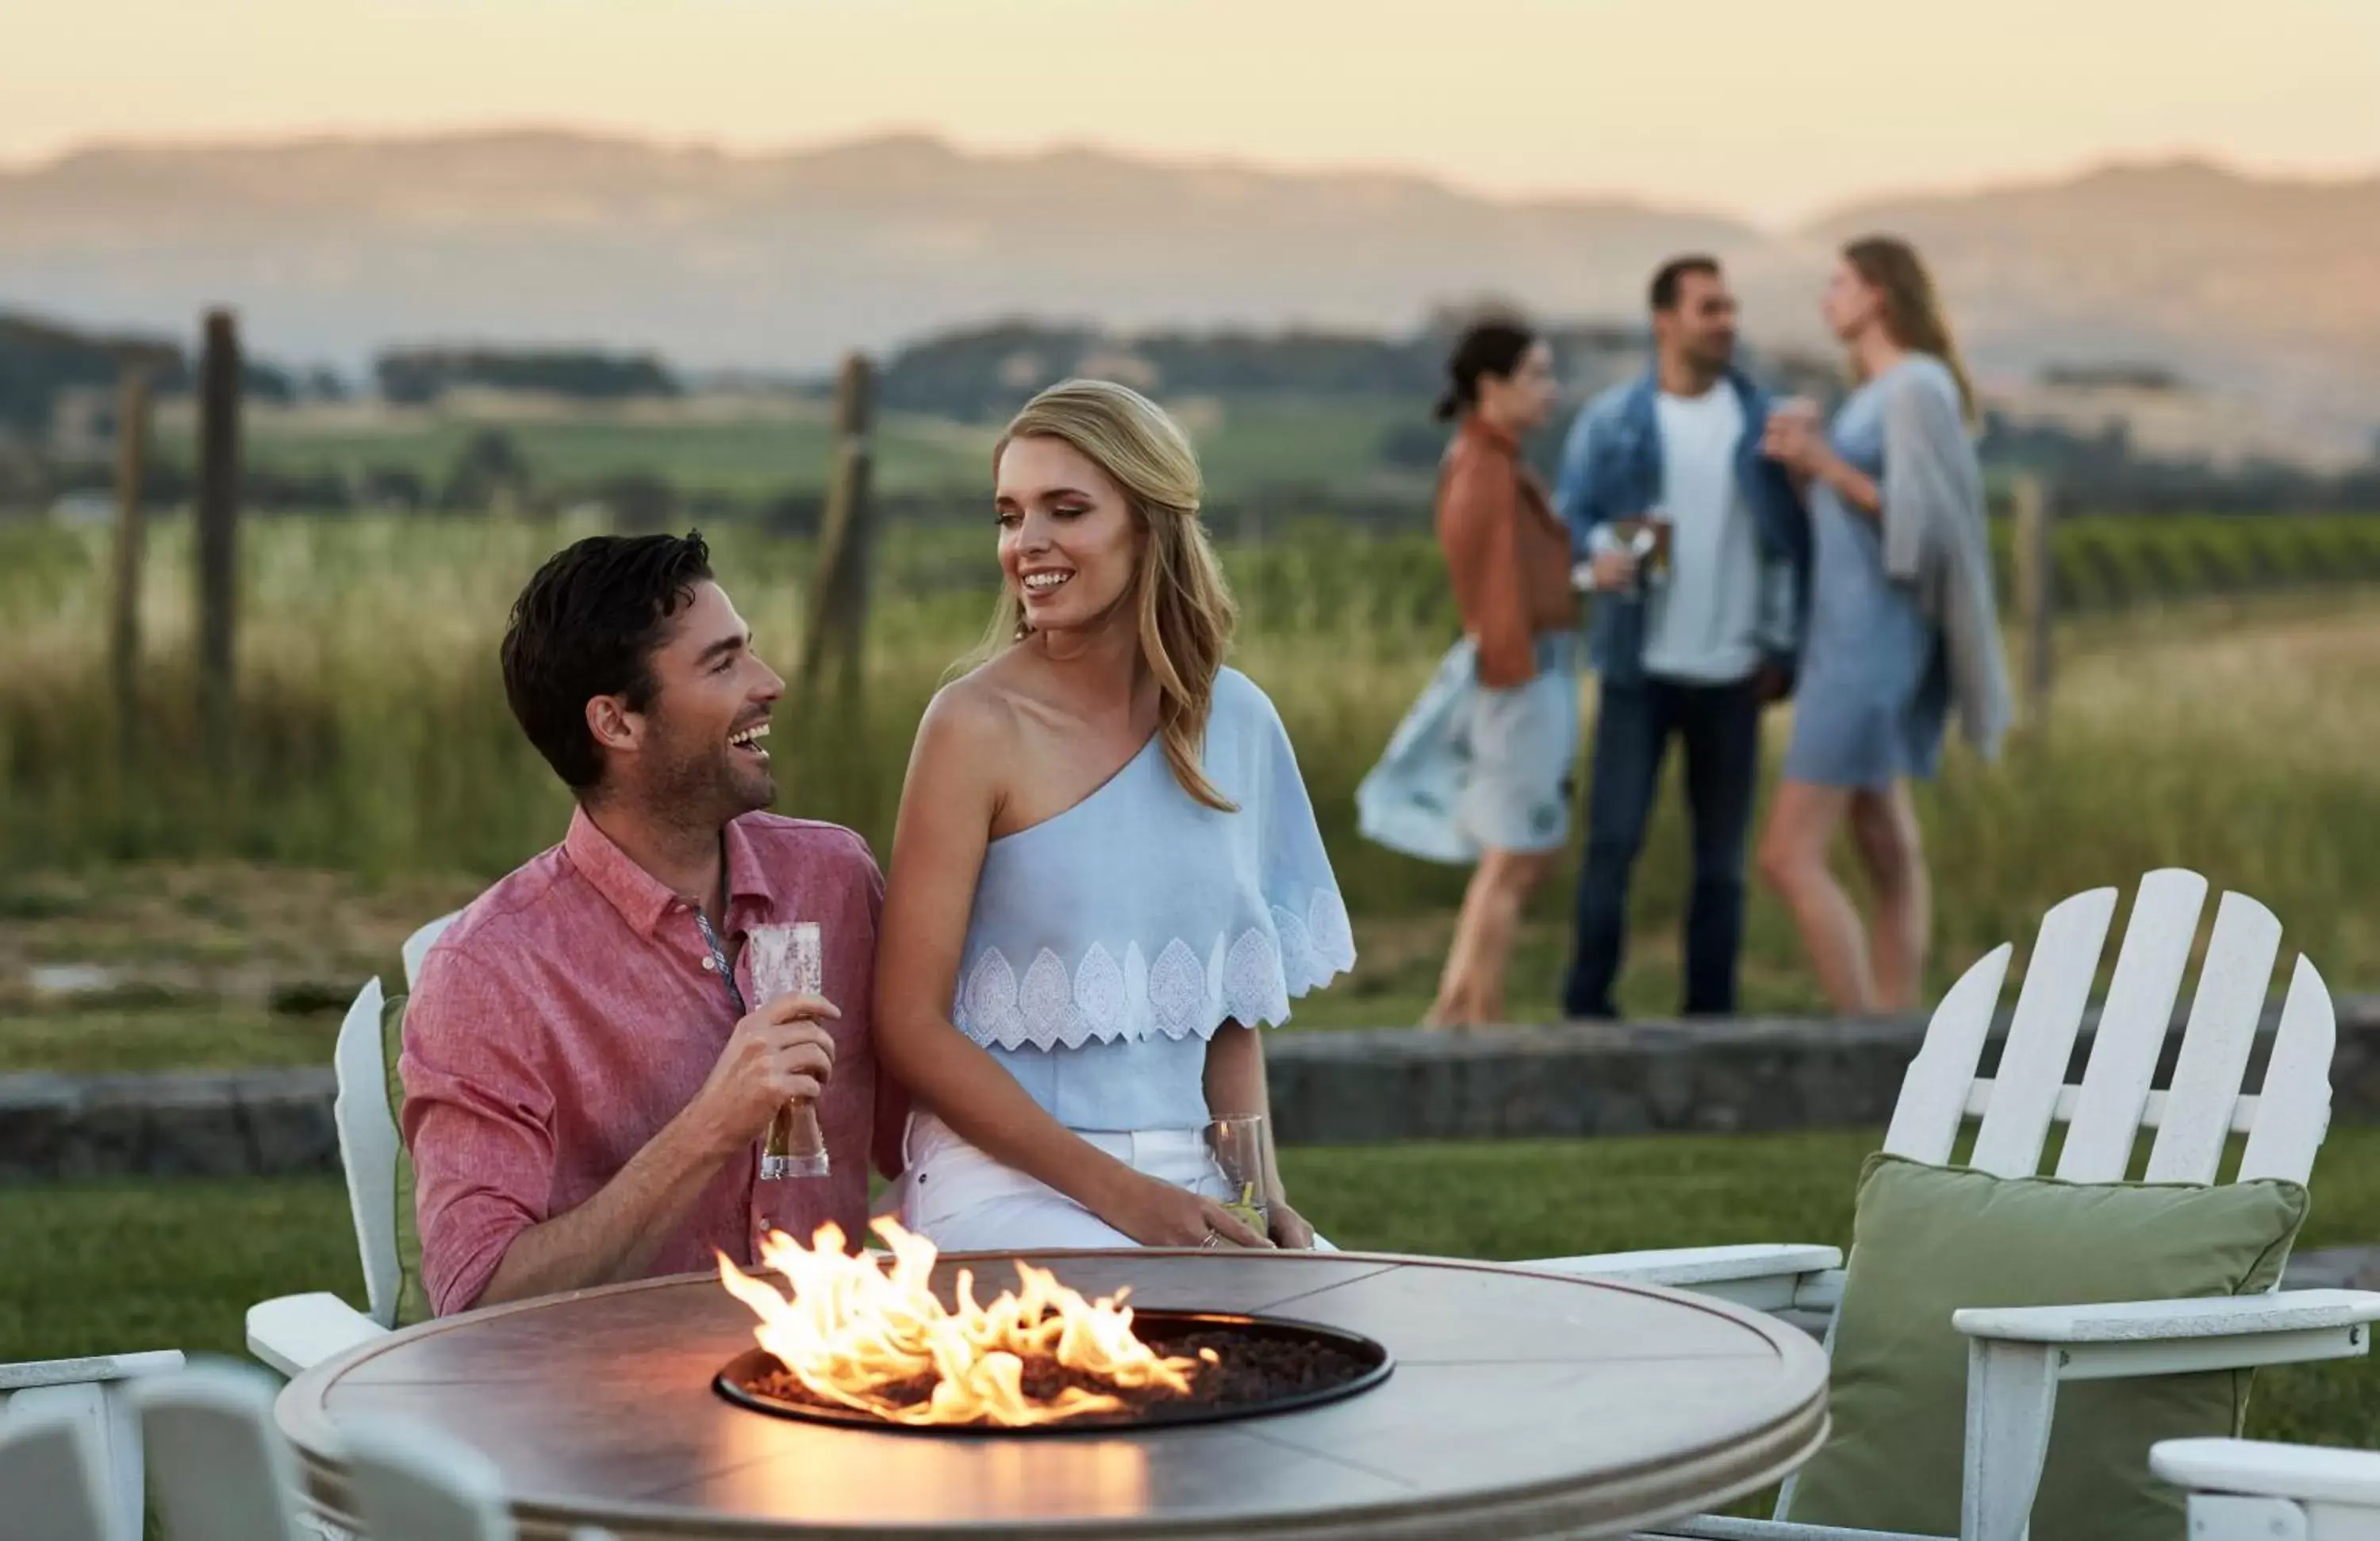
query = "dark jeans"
(1562, 675, 1763, 1019)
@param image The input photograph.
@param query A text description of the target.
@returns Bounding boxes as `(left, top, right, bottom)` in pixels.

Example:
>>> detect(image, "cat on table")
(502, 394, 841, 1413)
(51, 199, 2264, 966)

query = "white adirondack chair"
(1, 1350, 184, 1541)
(0, 1391, 118, 1541)
(247, 977, 401, 1375)
(132, 1361, 311, 1541)
(341, 1412, 626, 1541)
(2154, 1438, 2380, 1540)
(248, 911, 463, 1376)
(1516, 870, 2380, 1541)
(400, 912, 458, 993)
(340, 1414, 518, 1541)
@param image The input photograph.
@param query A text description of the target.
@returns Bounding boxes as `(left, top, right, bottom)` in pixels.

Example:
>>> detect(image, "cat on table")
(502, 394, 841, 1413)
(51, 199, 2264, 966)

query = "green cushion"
(1787, 1152, 2306, 1541)
(380, 986, 433, 1328)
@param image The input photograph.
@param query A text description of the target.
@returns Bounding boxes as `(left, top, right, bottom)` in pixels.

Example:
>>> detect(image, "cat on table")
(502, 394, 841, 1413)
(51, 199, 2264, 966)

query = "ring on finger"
(1199, 1229, 1225, 1250)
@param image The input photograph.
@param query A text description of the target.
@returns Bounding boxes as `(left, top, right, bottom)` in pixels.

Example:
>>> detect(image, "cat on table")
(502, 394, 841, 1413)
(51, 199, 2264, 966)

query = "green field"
(149, 394, 1441, 509)
(2017, 513, 2380, 613)
(9, 1131, 2380, 1451)
(158, 398, 990, 501)
(5, 508, 2380, 1040)
(6, 502, 2380, 1488)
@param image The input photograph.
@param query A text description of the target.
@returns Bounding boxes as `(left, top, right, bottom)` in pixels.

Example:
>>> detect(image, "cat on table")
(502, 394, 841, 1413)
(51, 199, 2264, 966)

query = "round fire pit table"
(275, 1250, 1828, 1540)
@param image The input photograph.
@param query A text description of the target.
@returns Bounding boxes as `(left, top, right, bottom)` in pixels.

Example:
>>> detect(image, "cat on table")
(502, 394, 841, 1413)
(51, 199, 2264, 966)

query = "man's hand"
(467, 990, 842, 1312)
(1755, 663, 1792, 705)
(687, 993, 839, 1160)
(1577, 546, 1639, 593)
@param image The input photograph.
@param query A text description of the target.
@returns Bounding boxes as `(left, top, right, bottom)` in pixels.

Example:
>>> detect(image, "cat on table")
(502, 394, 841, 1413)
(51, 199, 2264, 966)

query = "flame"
(717, 1218, 1202, 1428)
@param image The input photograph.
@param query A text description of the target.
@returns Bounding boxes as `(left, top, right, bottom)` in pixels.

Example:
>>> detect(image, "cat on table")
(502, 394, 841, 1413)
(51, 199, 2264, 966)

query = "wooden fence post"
(2011, 472, 2054, 732)
(798, 352, 874, 699)
(197, 309, 242, 772)
(109, 361, 152, 766)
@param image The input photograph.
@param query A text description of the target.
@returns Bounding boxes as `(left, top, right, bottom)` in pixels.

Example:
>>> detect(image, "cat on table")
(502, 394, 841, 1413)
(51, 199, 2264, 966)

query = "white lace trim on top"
(954, 888, 1356, 1052)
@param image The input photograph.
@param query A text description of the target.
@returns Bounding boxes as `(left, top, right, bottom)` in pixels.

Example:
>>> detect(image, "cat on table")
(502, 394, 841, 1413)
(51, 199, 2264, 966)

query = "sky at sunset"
(5, 0, 2377, 223)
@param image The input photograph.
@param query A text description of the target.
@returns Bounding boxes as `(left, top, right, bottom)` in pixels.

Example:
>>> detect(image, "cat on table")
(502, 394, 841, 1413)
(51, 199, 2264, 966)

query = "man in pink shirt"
(401, 531, 904, 1317)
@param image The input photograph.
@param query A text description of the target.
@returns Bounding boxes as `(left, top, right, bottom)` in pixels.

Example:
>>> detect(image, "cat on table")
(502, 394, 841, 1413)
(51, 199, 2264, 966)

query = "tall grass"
(6, 513, 2379, 994)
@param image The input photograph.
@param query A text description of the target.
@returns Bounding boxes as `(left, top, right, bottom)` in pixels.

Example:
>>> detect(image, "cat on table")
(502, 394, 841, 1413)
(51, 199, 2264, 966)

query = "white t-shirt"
(1642, 386, 1763, 683)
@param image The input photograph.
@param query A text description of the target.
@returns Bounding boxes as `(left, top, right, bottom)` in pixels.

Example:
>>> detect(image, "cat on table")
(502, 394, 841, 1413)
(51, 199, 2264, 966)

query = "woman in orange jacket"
(1359, 319, 1577, 1027)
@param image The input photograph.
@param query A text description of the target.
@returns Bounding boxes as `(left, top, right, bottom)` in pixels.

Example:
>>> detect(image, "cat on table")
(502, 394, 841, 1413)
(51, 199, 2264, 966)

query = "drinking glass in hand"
(1610, 512, 1674, 590)
(1205, 1114, 1273, 1239)
(747, 922, 831, 1179)
(1636, 511, 1674, 586)
(1764, 398, 1823, 469)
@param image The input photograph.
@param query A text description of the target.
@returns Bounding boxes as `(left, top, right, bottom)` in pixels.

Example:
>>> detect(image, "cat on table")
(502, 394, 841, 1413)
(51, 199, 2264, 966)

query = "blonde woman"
(1756, 237, 2012, 1016)
(874, 379, 1353, 1251)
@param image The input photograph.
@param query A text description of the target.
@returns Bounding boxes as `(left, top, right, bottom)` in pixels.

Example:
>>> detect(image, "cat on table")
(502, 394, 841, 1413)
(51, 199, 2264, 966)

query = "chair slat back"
(1883, 870, 2332, 1191)
(1882, 943, 2011, 1164)
(334, 976, 401, 1328)
(1968, 887, 2118, 1177)
(0, 1397, 114, 1541)
(2147, 892, 2285, 1184)
(2237, 956, 2335, 1185)
(2056, 869, 2209, 1179)
(402, 912, 461, 991)
(132, 1363, 307, 1541)
(342, 1416, 518, 1541)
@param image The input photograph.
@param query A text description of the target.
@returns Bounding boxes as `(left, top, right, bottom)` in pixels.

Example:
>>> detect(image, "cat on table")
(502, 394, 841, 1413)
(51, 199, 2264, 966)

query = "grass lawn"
(0, 909, 1815, 1075)
(7, 1130, 2379, 1449)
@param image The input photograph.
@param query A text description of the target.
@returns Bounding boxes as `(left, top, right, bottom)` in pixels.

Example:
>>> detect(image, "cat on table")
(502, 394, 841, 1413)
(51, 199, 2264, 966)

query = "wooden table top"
(276, 1250, 1828, 1540)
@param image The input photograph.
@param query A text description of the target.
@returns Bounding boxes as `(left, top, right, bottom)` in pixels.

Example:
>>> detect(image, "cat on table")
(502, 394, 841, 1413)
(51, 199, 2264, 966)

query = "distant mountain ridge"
(1, 132, 2374, 437)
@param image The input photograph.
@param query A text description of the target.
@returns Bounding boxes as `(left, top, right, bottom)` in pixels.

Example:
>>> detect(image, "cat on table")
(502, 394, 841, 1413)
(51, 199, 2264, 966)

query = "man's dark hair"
(1650, 255, 1723, 313)
(501, 531, 714, 793)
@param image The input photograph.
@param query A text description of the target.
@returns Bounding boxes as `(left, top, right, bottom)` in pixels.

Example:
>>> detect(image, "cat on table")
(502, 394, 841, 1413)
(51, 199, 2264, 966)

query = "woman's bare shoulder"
(916, 658, 1029, 764)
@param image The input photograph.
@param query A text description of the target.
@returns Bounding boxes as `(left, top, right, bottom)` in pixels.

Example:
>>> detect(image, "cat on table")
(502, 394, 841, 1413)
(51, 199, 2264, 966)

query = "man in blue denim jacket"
(1554, 256, 1810, 1019)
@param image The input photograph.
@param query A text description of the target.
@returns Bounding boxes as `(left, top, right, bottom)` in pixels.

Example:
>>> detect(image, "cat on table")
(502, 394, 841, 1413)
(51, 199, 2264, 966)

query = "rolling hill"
(1, 133, 2373, 441)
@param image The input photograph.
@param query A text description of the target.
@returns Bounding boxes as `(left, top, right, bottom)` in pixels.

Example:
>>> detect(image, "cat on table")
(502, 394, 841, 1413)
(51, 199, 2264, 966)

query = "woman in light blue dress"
(874, 379, 1353, 1252)
(1757, 237, 2010, 1016)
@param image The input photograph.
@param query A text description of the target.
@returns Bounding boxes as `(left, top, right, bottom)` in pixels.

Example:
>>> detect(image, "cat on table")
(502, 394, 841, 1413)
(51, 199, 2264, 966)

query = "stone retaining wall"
(0, 1067, 340, 1182)
(5, 999, 2376, 1181)
(1267, 998, 2380, 1144)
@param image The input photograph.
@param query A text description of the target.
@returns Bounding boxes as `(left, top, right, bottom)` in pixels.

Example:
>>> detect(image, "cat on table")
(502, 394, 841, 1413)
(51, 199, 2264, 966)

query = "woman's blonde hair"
(986, 379, 1239, 811)
(1843, 235, 1979, 425)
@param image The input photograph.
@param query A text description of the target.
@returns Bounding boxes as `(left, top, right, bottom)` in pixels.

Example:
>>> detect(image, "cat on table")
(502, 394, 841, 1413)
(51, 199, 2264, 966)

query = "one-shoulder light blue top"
(952, 669, 1355, 1132)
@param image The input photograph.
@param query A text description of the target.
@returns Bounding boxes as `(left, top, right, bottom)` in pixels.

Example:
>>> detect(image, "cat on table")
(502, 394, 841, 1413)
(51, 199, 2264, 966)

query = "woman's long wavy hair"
(1843, 235, 1979, 425)
(984, 379, 1240, 812)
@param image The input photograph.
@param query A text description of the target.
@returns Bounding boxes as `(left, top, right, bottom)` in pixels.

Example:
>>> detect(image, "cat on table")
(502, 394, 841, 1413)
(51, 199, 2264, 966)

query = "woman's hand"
(1268, 1201, 1318, 1251)
(1101, 1170, 1274, 1250)
(1761, 403, 1826, 476)
(1767, 401, 1884, 516)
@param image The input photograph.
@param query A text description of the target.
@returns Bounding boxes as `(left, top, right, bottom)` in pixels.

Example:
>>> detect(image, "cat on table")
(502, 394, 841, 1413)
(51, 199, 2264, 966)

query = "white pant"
(897, 1113, 1333, 1253)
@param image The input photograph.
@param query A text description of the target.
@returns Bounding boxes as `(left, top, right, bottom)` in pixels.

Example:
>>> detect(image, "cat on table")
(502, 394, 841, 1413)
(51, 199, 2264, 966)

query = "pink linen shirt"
(400, 807, 904, 1317)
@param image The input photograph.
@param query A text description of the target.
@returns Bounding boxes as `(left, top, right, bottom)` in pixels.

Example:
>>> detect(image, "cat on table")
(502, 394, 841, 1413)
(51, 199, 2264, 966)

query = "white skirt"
(896, 1113, 1333, 1253)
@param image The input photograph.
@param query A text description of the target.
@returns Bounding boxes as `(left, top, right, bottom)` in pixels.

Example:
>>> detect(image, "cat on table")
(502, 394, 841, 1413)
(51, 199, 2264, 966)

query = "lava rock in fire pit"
(1138, 1324, 1376, 1412)
(720, 1311, 1391, 1435)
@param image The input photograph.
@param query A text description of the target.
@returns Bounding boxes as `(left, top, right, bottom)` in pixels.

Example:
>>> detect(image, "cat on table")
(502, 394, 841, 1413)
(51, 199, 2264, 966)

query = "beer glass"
(747, 922, 831, 1179)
